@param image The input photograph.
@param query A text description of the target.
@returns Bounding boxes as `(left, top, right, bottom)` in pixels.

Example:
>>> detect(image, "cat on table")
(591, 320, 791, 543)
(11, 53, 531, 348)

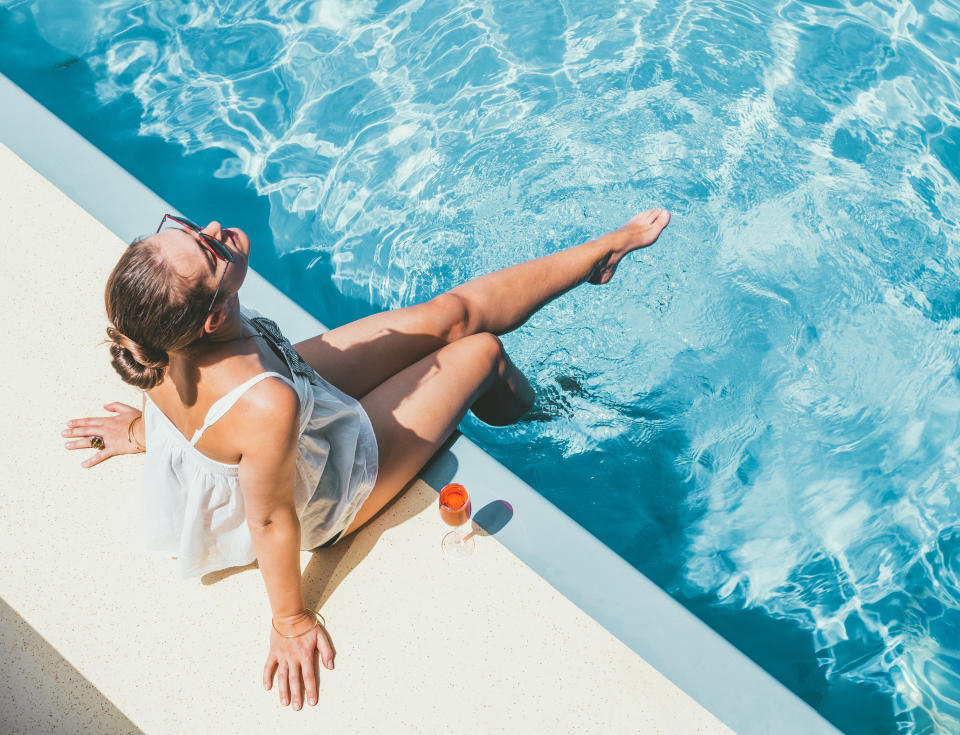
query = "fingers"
(316, 626, 336, 670)
(268, 630, 332, 710)
(63, 403, 138, 436)
(277, 663, 290, 706)
(62, 427, 102, 446)
(81, 450, 108, 469)
(302, 650, 319, 708)
(63, 435, 113, 467)
(62, 409, 140, 467)
(288, 663, 303, 710)
(103, 402, 135, 414)
(63, 418, 105, 433)
(263, 656, 277, 691)
(64, 439, 97, 451)
(65, 401, 137, 430)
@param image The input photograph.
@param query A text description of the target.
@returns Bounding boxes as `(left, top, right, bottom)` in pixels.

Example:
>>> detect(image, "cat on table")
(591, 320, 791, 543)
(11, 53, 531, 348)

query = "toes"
(629, 208, 671, 228)
(632, 208, 660, 225)
(608, 207, 671, 265)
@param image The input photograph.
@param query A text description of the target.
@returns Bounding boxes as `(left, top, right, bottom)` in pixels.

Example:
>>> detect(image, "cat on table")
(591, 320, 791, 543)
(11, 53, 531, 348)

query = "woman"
(62, 207, 670, 711)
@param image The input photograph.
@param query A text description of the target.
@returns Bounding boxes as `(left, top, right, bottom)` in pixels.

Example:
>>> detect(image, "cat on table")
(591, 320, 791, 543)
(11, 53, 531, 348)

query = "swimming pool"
(2, 1, 958, 732)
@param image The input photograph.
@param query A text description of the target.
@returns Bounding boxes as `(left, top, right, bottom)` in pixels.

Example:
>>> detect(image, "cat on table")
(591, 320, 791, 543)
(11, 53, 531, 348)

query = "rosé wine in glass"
(439, 483, 475, 559)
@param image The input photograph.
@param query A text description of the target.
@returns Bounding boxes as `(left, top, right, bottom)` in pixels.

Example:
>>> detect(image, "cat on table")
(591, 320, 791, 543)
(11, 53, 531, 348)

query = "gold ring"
(90, 435, 105, 450)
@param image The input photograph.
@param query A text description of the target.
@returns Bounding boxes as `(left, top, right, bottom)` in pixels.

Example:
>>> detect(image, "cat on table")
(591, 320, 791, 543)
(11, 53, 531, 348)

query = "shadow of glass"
(464, 500, 514, 540)
(0, 596, 143, 734)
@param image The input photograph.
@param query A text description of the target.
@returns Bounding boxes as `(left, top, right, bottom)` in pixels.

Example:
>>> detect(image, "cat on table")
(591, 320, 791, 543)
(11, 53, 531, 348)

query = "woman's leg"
(295, 208, 670, 399)
(340, 332, 533, 537)
(446, 208, 670, 337)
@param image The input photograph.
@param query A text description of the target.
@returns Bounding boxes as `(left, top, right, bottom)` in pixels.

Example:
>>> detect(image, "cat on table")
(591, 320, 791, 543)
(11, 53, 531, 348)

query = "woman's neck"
(167, 299, 252, 365)
(205, 301, 247, 343)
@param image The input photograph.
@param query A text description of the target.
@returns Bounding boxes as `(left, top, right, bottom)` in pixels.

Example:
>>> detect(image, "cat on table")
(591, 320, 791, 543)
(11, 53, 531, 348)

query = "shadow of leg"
(301, 478, 439, 610)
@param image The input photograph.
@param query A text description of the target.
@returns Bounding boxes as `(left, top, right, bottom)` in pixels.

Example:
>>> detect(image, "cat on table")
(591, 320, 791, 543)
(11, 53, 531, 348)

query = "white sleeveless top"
(141, 307, 379, 579)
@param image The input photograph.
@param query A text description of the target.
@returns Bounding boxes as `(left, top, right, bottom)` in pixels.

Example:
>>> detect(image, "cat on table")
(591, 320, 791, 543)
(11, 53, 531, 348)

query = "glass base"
(441, 529, 476, 559)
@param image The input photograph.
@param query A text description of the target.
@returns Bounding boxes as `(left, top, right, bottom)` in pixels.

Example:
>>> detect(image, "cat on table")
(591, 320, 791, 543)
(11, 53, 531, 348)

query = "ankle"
(595, 229, 627, 254)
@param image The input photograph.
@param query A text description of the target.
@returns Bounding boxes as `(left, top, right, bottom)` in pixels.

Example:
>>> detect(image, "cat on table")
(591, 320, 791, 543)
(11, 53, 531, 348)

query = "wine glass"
(438, 483, 475, 559)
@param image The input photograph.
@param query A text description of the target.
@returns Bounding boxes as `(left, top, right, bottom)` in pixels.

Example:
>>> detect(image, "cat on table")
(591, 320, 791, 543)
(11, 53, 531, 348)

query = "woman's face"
(153, 221, 251, 308)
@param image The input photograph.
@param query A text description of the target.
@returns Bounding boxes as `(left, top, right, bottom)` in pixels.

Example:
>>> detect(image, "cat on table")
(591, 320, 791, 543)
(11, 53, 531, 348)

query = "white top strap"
(189, 372, 291, 446)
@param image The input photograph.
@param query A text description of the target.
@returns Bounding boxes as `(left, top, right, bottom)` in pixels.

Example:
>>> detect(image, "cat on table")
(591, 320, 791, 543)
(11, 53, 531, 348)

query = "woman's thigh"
(294, 293, 468, 399)
(340, 332, 503, 536)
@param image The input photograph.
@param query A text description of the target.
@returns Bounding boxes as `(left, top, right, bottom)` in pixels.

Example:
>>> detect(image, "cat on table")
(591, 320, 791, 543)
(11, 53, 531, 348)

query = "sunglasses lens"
(201, 234, 233, 262)
(169, 214, 201, 231)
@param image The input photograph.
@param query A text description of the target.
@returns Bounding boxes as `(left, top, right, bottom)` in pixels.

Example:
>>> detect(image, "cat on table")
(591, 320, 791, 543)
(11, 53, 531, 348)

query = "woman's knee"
(464, 333, 533, 426)
(423, 292, 471, 343)
(458, 331, 505, 372)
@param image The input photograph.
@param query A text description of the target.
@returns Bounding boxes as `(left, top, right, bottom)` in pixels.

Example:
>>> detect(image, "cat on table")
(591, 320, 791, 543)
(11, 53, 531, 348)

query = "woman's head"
(104, 220, 249, 389)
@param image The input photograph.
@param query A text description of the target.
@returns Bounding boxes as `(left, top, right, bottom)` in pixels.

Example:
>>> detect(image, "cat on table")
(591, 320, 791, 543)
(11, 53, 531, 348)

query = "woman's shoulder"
(189, 371, 301, 463)
(237, 372, 299, 414)
(206, 356, 300, 425)
(222, 375, 301, 460)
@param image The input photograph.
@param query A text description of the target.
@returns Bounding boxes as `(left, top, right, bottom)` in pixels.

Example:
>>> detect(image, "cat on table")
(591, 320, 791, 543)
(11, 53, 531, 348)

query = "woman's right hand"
(264, 615, 336, 710)
(62, 402, 143, 468)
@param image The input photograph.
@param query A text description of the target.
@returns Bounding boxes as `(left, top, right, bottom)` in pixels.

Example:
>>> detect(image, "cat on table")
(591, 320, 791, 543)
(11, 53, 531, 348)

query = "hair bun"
(106, 325, 168, 389)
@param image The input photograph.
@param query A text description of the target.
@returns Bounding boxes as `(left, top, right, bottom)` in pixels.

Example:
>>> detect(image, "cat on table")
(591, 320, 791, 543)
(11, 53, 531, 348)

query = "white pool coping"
(0, 72, 840, 734)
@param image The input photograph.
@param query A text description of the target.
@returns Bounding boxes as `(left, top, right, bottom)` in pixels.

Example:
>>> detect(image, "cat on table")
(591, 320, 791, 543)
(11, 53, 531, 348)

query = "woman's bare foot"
(588, 208, 671, 284)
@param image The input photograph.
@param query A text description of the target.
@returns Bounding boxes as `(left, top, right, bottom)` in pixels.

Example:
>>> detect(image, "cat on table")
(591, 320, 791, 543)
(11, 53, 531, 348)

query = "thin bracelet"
(272, 608, 325, 638)
(127, 414, 146, 453)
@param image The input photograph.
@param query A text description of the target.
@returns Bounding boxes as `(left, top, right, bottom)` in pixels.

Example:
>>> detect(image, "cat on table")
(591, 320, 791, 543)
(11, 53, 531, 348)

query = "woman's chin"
(226, 227, 251, 254)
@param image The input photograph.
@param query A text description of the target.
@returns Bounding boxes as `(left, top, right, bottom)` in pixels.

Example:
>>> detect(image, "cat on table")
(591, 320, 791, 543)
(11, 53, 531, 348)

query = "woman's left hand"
(62, 402, 142, 468)
(264, 616, 336, 710)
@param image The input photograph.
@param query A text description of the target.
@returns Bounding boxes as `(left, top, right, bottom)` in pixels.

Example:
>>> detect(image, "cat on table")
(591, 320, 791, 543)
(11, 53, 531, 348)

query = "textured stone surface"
(0, 142, 730, 734)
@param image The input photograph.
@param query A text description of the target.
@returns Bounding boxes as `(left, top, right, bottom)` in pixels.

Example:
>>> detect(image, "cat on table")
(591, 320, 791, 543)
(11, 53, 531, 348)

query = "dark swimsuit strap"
(241, 312, 316, 379)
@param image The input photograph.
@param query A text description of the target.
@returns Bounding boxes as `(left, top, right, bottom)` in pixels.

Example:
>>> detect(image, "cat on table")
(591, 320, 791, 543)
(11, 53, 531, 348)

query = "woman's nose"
(202, 221, 222, 240)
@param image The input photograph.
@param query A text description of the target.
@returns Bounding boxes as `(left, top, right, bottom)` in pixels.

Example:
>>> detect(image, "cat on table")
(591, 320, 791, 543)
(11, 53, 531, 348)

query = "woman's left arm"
(62, 401, 145, 467)
(236, 380, 334, 711)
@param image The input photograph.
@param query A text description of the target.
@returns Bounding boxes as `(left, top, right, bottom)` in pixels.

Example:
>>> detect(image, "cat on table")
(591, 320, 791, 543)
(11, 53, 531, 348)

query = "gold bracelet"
(271, 608, 325, 638)
(127, 414, 146, 453)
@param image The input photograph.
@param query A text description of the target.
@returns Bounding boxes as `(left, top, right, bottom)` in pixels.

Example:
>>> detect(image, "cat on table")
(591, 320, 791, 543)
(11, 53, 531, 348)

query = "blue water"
(3, 1, 960, 731)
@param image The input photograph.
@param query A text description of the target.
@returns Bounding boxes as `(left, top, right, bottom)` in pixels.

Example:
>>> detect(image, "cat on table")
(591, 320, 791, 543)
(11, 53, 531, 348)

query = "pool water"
(3, 1, 960, 732)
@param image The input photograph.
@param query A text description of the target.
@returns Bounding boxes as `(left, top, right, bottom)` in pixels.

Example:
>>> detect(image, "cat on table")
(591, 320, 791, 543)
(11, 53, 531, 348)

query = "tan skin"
(62, 208, 670, 710)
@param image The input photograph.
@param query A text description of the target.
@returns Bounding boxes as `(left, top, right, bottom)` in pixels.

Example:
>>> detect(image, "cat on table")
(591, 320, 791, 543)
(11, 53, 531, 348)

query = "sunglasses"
(156, 214, 235, 316)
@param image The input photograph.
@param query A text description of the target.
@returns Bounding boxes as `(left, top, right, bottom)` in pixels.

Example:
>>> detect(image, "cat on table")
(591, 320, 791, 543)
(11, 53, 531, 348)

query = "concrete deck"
(0, 143, 735, 733)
